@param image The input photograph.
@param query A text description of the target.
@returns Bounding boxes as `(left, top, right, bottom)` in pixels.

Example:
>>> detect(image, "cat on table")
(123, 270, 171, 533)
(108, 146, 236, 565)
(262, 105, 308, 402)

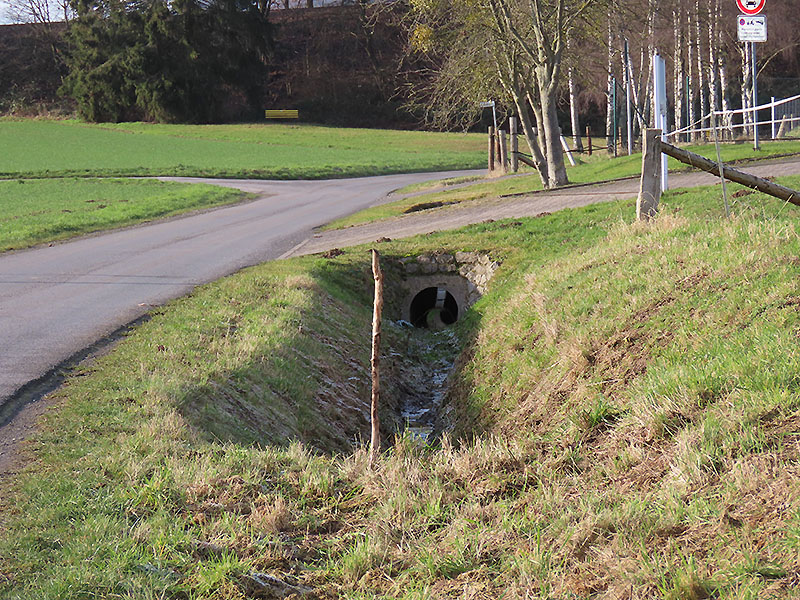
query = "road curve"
(0, 170, 481, 412)
(295, 158, 800, 255)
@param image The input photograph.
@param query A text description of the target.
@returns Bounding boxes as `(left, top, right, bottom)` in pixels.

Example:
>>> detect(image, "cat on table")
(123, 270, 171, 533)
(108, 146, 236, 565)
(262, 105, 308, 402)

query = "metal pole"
(625, 39, 633, 155)
(712, 112, 730, 218)
(752, 41, 759, 150)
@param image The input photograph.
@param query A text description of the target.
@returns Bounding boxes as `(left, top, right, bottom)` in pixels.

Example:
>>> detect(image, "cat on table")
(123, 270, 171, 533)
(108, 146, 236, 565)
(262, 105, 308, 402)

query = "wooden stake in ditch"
(488, 127, 496, 172)
(369, 249, 383, 466)
(510, 117, 519, 173)
(637, 128, 662, 220)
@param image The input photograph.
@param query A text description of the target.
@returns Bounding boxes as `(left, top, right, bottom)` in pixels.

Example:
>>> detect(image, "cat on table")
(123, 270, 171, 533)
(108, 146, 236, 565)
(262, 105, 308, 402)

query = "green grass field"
(0, 178, 247, 252)
(0, 120, 485, 179)
(2, 178, 799, 598)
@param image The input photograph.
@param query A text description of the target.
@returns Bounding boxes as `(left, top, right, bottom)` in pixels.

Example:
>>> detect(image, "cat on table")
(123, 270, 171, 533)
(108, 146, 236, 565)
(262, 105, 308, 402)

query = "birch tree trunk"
(606, 12, 615, 152)
(643, 0, 656, 128)
(719, 50, 733, 138)
(626, 47, 643, 137)
(687, 10, 696, 140)
(707, 0, 720, 136)
(673, 9, 685, 136)
(568, 65, 584, 151)
(694, 0, 707, 139)
(741, 42, 753, 136)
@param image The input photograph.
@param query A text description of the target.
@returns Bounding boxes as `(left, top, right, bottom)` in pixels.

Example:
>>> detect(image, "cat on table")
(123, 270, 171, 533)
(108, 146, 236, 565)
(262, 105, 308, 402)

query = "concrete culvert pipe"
(409, 287, 459, 328)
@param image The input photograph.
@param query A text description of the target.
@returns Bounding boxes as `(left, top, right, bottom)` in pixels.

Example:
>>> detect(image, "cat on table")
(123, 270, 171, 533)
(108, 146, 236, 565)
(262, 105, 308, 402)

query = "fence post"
(499, 130, 509, 173)
(637, 128, 662, 220)
(488, 126, 495, 172)
(586, 126, 592, 156)
(771, 96, 776, 140)
(510, 117, 519, 173)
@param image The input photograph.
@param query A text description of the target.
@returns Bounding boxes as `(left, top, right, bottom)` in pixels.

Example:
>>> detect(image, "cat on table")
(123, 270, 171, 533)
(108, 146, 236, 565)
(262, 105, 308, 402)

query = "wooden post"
(499, 130, 509, 173)
(488, 127, 496, 172)
(586, 126, 592, 156)
(637, 128, 662, 220)
(510, 117, 519, 173)
(369, 249, 383, 466)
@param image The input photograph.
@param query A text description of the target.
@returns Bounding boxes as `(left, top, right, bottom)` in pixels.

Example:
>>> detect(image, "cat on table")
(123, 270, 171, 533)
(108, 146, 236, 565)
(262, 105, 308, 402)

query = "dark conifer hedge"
(62, 0, 272, 122)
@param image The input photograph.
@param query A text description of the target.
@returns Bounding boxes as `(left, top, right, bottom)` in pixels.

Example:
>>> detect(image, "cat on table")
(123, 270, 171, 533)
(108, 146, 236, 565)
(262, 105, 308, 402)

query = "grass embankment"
(324, 139, 800, 230)
(0, 178, 248, 252)
(0, 120, 484, 179)
(2, 182, 800, 598)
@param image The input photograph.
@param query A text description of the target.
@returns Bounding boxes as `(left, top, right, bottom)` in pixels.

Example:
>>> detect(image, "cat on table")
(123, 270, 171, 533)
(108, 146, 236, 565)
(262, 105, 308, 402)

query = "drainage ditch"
(381, 251, 499, 441)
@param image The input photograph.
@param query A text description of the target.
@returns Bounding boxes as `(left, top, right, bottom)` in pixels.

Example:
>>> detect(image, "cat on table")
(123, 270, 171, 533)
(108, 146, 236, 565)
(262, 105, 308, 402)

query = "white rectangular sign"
(738, 15, 767, 42)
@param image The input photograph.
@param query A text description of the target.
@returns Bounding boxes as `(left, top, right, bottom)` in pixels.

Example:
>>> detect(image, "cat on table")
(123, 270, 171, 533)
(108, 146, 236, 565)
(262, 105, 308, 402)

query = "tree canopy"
(62, 0, 272, 122)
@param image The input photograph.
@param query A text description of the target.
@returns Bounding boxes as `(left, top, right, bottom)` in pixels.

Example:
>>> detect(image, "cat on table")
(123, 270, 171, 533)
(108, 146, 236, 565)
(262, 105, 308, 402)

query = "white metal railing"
(665, 93, 800, 141)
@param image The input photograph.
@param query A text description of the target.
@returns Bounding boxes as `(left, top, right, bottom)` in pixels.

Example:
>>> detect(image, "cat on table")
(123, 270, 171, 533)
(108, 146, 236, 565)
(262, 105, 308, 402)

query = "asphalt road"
(0, 170, 480, 412)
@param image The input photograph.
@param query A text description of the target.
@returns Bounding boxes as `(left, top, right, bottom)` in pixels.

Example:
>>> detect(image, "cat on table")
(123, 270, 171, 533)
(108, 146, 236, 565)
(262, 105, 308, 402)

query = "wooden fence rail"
(637, 127, 800, 220)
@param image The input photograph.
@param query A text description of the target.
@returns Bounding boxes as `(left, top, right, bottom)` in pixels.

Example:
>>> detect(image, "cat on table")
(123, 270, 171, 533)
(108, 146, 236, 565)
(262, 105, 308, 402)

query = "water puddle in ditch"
(388, 321, 460, 442)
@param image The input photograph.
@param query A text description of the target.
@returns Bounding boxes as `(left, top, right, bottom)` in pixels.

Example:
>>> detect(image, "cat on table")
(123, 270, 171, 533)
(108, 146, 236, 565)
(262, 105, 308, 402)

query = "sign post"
(479, 101, 498, 133)
(736, 0, 766, 150)
(652, 53, 669, 191)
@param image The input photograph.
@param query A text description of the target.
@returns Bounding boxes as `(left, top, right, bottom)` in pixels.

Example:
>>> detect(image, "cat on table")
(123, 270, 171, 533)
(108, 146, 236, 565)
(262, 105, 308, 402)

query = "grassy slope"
(323, 139, 800, 230)
(0, 120, 484, 179)
(0, 178, 247, 252)
(2, 182, 800, 598)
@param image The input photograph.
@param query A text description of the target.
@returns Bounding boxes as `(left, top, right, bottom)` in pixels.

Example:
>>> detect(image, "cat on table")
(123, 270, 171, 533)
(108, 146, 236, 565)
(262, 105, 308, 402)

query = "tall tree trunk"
(568, 65, 583, 152)
(687, 10, 696, 140)
(513, 94, 549, 185)
(497, 58, 549, 185)
(606, 12, 615, 152)
(694, 0, 707, 139)
(624, 46, 643, 136)
(719, 50, 733, 138)
(707, 0, 720, 136)
(673, 9, 684, 135)
(526, 89, 547, 160)
(539, 80, 568, 187)
(741, 42, 752, 136)
(643, 0, 656, 129)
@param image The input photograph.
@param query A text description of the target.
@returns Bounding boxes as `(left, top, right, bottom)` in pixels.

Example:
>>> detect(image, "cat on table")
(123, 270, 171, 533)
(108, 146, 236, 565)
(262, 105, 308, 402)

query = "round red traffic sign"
(736, 0, 765, 16)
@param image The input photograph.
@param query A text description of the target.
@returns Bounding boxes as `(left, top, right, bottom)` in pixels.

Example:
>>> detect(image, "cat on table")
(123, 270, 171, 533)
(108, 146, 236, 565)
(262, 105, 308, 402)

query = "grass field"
(2, 178, 799, 598)
(0, 120, 485, 179)
(324, 139, 800, 230)
(0, 178, 247, 252)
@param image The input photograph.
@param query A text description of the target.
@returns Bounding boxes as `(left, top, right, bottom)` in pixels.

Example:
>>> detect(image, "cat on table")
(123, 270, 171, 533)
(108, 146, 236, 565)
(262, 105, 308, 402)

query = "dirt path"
(291, 159, 800, 256)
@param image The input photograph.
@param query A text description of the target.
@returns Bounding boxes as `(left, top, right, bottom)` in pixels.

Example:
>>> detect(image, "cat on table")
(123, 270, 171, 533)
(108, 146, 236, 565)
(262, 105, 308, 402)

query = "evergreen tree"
(62, 0, 272, 122)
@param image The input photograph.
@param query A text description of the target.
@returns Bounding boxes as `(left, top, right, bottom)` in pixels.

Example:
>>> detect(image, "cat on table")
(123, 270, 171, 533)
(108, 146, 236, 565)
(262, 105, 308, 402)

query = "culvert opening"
(409, 287, 459, 328)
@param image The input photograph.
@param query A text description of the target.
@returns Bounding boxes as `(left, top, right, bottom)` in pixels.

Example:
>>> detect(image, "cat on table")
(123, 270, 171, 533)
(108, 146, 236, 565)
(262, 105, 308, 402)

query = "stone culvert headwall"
(382, 251, 500, 326)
